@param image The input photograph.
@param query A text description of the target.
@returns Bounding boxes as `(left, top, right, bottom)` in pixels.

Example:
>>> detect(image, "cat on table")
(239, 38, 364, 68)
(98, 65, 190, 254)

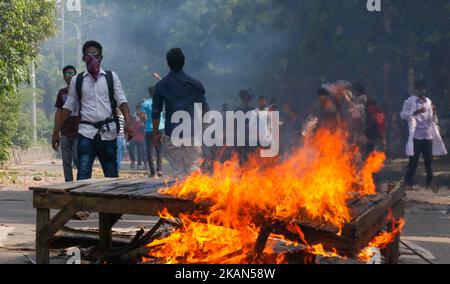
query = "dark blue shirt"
(152, 70, 208, 137)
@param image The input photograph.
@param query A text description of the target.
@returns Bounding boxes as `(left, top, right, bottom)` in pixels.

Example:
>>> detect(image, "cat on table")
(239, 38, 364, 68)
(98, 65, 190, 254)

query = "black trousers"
(145, 132, 162, 175)
(405, 139, 433, 186)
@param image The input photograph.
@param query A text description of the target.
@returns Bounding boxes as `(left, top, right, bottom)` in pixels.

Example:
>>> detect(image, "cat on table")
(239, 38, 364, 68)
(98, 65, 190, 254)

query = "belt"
(80, 118, 116, 133)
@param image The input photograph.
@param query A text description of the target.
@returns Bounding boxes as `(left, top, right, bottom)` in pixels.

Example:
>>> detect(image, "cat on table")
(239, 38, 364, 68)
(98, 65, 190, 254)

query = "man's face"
(240, 96, 251, 106)
(63, 68, 76, 85)
(417, 88, 427, 97)
(83, 46, 102, 63)
(258, 98, 267, 110)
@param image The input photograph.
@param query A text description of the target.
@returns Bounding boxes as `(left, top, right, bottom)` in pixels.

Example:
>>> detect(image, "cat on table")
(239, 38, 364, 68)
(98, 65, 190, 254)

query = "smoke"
(71, 0, 294, 111)
(44, 0, 449, 117)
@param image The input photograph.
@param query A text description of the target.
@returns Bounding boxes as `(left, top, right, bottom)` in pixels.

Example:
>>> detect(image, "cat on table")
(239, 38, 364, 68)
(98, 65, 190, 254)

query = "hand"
(153, 130, 162, 147)
(52, 131, 61, 152)
(124, 123, 135, 142)
(414, 108, 426, 116)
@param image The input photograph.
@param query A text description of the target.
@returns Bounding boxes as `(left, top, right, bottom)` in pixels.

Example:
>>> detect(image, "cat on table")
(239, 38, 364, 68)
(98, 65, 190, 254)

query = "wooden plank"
(284, 200, 404, 257)
(33, 192, 210, 217)
(36, 208, 50, 264)
(348, 193, 388, 221)
(71, 179, 177, 198)
(30, 178, 124, 193)
(97, 181, 164, 197)
(99, 213, 116, 250)
(350, 200, 405, 258)
(348, 200, 373, 222)
(37, 200, 81, 245)
(342, 182, 405, 238)
(120, 181, 174, 198)
(70, 179, 143, 195)
(70, 178, 162, 196)
(381, 218, 402, 264)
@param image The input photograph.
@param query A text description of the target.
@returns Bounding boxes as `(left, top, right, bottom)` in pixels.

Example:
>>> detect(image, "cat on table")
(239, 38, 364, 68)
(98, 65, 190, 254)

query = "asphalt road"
(0, 159, 449, 264)
(0, 189, 449, 264)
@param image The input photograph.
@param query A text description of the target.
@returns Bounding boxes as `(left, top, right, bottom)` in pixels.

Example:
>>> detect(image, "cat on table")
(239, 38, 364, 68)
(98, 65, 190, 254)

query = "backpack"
(75, 71, 120, 134)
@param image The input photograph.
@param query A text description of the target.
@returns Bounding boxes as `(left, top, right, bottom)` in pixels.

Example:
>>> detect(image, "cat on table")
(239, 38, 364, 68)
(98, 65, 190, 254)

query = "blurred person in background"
(53, 65, 80, 182)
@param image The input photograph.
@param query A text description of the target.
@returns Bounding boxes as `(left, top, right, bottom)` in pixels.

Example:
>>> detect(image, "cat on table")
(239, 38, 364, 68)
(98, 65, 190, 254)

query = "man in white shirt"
(52, 40, 134, 180)
(401, 80, 447, 187)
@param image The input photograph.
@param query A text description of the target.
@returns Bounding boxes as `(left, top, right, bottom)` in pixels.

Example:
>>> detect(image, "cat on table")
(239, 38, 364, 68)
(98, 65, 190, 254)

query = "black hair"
(62, 65, 77, 75)
(83, 40, 103, 56)
(353, 82, 366, 95)
(318, 87, 329, 96)
(166, 48, 185, 71)
(239, 90, 252, 99)
(414, 80, 427, 91)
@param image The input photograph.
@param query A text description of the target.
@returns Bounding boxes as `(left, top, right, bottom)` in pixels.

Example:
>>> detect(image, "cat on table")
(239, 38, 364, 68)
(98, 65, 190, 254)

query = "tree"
(34, 0, 450, 122)
(0, 0, 56, 161)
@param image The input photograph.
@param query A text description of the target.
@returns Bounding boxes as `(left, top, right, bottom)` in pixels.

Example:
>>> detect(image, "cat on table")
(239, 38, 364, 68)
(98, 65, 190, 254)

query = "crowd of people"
(51, 40, 447, 191)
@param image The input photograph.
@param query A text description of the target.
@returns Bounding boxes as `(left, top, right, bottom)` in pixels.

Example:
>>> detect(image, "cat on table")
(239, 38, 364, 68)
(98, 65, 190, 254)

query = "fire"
(145, 129, 386, 264)
(358, 218, 406, 262)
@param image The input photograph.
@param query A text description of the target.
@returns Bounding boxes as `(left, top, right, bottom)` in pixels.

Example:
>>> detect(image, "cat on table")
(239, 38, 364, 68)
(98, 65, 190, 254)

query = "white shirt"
(413, 98, 433, 140)
(400, 96, 447, 156)
(63, 69, 128, 141)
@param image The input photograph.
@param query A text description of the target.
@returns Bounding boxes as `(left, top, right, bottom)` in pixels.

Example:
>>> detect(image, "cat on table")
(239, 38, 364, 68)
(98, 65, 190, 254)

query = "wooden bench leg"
(36, 208, 50, 264)
(99, 213, 122, 250)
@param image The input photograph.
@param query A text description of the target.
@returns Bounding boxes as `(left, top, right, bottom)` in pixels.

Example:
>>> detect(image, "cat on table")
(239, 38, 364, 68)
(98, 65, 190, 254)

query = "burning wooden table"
(30, 178, 405, 264)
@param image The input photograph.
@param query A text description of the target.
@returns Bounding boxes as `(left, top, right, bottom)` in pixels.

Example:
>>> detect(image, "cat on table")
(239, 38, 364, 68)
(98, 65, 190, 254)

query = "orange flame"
(358, 218, 406, 262)
(145, 129, 385, 264)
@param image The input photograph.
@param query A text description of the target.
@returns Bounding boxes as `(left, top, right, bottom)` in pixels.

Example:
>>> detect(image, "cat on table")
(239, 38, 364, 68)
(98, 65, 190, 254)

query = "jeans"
(61, 135, 78, 182)
(405, 139, 433, 186)
(77, 134, 118, 180)
(128, 140, 136, 163)
(145, 132, 162, 175)
(128, 140, 146, 165)
(116, 136, 125, 170)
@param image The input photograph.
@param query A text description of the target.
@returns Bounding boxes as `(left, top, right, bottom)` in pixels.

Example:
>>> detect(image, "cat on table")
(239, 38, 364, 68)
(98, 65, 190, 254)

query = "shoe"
(157, 171, 163, 178)
(130, 163, 136, 170)
(150, 173, 156, 179)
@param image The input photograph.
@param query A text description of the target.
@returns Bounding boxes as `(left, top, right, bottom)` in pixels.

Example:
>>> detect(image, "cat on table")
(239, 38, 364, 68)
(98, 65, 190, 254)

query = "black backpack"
(75, 71, 120, 134)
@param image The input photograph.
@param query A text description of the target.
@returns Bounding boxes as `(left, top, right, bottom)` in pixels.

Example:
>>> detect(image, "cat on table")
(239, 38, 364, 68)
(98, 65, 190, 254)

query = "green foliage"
(0, 0, 56, 161)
